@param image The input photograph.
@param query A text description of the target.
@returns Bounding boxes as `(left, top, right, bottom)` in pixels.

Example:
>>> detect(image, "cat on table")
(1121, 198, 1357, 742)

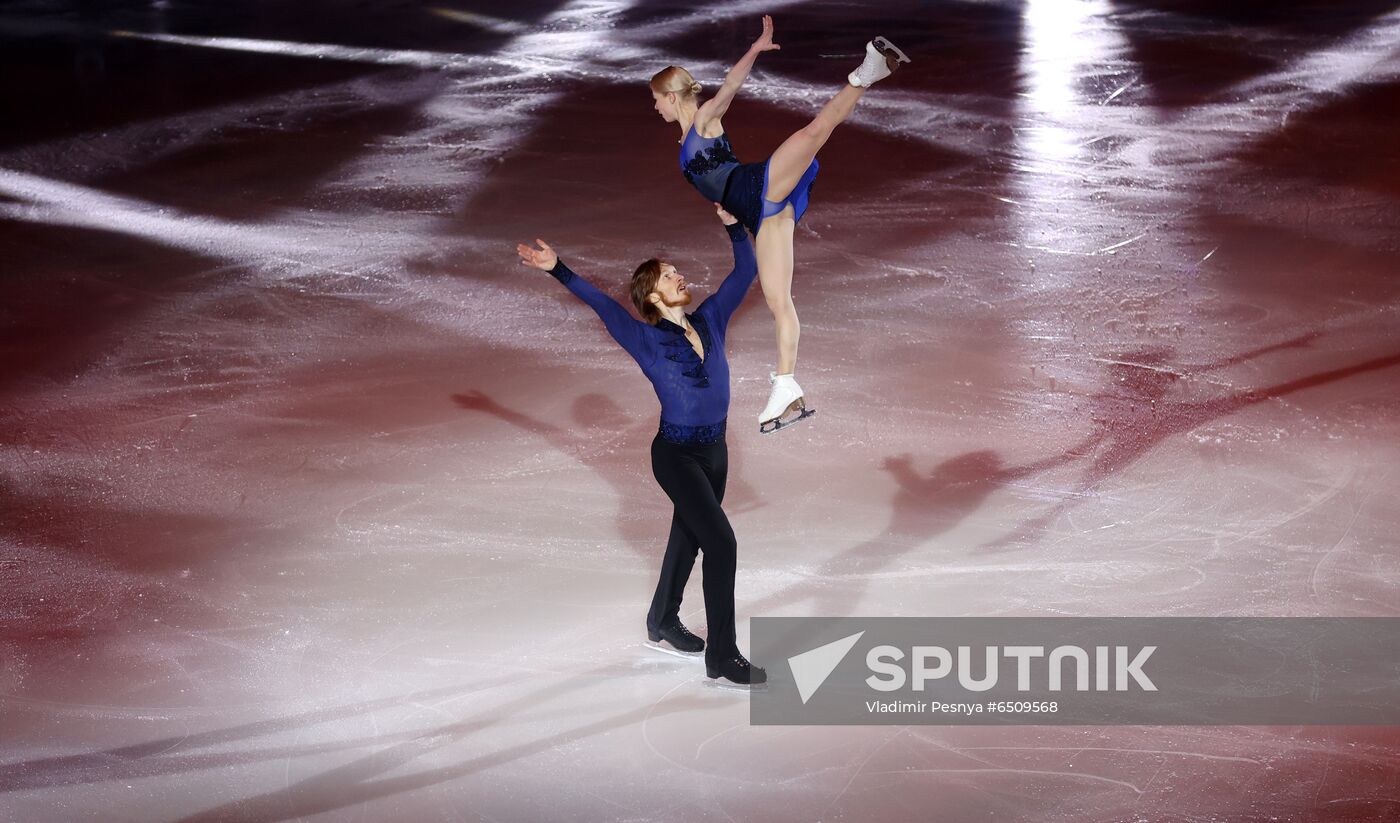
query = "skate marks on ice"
(0, 0, 617, 287)
(3, 662, 730, 823)
(5, 0, 1397, 270)
(744, 330, 1400, 618)
(873, 724, 1400, 821)
(159, 694, 726, 823)
(1103, 0, 1400, 109)
(0, 677, 528, 793)
(982, 335, 1400, 552)
(744, 342, 1309, 611)
(1, 0, 679, 708)
(9, 0, 1394, 371)
(748, 446, 1079, 620)
(1005, 0, 1400, 270)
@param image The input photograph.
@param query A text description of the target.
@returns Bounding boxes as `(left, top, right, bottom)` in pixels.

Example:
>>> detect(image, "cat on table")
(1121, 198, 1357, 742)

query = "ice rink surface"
(2, 1, 1399, 820)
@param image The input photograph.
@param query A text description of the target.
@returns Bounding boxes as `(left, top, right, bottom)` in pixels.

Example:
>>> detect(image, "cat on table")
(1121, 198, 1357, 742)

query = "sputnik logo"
(788, 631, 865, 704)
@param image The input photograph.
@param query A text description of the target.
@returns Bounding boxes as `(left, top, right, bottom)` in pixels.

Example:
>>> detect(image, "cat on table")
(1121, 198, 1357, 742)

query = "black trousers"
(645, 433, 738, 664)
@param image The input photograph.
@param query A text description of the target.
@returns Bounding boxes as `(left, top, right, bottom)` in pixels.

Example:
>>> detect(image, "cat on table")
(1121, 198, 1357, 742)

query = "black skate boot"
(648, 619, 705, 655)
(706, 653, 767, 686)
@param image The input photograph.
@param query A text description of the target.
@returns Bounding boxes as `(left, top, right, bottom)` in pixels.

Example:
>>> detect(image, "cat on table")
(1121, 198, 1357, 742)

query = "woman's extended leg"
(755, 206, 798, 374)
(764, 84, 864, 203)
(755, 207, 813, 430)
(765, 37, 910, 202)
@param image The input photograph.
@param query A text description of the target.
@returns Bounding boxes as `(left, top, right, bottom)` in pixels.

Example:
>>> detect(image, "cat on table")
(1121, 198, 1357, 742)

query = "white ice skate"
(848, 36, 911, 88)
(758, 372, 816, 434)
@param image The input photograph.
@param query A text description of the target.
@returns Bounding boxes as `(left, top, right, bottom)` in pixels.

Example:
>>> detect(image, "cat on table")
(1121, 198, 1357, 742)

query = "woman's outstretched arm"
(517, 239, 653, 366)
(696, 15, 780, 129)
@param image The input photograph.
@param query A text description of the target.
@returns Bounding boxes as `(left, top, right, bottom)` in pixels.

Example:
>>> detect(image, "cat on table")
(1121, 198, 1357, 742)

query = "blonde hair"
(650, 66, 702, 99)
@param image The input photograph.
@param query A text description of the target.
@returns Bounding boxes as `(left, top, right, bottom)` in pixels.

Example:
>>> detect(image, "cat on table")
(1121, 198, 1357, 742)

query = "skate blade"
(644, 640, 704, 659)
(873, 36, 911, 65)
(703, 678, 769, 693)
(759, 404, 817, 434)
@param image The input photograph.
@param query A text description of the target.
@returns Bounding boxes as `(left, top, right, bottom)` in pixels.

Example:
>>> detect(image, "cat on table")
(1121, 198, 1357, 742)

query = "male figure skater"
(515, 205, 766, 685)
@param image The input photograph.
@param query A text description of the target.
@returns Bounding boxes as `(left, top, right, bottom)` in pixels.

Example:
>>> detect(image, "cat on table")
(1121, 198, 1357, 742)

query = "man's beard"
(660, 291, 693, 308)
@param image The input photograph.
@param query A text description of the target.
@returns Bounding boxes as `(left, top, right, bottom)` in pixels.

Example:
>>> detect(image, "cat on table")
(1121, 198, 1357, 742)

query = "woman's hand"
(516, 239, 558, 271)
(714, 203, 738, 226)
(752, 15, 779, 53)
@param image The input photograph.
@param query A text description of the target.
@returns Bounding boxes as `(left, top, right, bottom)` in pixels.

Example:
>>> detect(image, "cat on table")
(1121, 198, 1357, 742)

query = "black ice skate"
(646, 619, 705, 657)
(706, 653, 768, 686)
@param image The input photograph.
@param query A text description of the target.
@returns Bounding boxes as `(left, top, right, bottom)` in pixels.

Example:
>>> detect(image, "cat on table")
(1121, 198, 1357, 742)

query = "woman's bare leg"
(756, 207, 798, 374)
(765, 83, 865, 203)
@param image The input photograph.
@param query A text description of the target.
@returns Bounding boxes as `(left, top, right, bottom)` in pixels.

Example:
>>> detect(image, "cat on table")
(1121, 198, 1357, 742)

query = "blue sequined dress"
(679, 125, 819, 237)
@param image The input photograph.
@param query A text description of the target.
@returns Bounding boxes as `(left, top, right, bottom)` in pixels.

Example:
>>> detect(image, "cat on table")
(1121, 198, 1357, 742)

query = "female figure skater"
(650, 15, 909, 433)
(515, 205, 767, 686)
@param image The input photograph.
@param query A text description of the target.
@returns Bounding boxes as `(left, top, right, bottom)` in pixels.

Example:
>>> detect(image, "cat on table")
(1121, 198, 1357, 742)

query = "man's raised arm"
(699, 210, 758, 324)
(517, 239, 650, 363)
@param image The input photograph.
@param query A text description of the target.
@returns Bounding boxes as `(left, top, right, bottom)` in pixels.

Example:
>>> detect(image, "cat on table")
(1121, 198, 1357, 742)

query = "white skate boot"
(848, 36, 911, 88)
(758, 372, 816, 434)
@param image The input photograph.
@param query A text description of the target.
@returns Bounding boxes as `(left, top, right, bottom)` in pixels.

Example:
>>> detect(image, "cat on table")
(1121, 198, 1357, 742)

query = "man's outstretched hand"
(714, 202, 737, 226)
(517, 239, 558, 271)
